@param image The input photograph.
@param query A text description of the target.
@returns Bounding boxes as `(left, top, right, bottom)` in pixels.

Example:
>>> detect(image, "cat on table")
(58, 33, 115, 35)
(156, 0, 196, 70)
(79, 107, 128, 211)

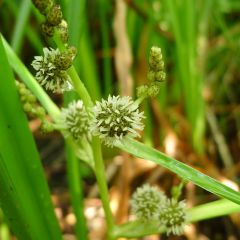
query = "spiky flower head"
(31, 47, 72, 93)
(159, 198, 188, 236)
(59, 100, 90, 141)
(90, 95, 145, 147)
(131, 184, 166, 222)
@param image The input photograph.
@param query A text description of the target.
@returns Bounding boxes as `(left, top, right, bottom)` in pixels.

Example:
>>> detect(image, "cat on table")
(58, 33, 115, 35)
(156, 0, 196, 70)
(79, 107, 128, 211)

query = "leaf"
(0, 35, 62, 240)
(117, 138, 240, 205)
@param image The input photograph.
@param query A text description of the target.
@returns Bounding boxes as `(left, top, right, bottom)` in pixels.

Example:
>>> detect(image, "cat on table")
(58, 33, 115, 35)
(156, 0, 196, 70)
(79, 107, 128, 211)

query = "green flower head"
(90, 95, 145, 147)
(31, 48, 72, 93)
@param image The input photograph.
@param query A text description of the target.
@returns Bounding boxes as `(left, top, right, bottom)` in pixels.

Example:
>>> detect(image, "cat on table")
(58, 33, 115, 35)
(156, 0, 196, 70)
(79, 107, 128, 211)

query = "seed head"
(91, 95, 145, 147)
(59, 100, 90, 141)
(31, 47, 72, 93)
(159, 198, 188, 236)
(131, 184, 166, 222)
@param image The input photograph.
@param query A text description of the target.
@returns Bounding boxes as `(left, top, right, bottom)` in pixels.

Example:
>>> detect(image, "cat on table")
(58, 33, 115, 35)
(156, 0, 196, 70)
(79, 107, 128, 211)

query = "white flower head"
(31, 47, 72, 93)
(159, 198, 188, 236)
(59, 100, 90, 141)
(131, 184, 166, 222)
(90, 95, 145, 147)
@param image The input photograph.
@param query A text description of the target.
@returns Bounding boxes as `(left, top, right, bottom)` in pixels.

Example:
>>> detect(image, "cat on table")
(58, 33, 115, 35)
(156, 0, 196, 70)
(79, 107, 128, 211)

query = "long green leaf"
(0, 36, 62, 239)
(10, 0, 31, 54)
(116, 138, 240, 205)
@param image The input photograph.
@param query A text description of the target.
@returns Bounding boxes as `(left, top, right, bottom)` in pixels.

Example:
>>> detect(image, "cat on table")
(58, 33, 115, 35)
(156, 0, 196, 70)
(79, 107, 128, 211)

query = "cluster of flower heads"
(58, 95, 145, 146)
(131, 184, 188, 236)
(137, 46, 166, 98)
(16, 81, 46, 118)
(32, 0, 68, 41)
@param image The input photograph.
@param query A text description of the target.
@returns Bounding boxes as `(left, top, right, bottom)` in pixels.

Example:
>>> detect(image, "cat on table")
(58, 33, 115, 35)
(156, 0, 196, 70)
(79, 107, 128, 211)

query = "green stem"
(92, 138, 114, 238)
(66, 142, 88, 240)
(53, 32, 114, 237)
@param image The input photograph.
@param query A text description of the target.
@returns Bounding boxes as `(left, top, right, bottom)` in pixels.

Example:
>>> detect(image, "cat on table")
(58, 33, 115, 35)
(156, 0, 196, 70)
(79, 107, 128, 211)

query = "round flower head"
(159, 198, 188, 236)
(31, 47, 72, 93)
(59, 100, 90, 141)
(131, 184, 166, 222)
(91, 95, 144, 147)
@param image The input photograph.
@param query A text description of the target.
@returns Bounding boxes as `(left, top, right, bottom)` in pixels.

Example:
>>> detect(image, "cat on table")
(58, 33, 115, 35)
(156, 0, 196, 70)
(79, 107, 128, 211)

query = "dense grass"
(0, 0, 240, 239)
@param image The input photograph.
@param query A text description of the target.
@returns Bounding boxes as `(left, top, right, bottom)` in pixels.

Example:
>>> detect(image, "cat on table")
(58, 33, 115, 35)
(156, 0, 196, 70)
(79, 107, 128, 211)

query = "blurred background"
(1, 0, 240, 239)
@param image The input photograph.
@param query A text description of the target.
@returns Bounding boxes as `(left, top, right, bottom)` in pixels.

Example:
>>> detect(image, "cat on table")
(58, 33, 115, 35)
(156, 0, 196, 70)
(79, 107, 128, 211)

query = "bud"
(148, 83, 160, 97)
(23, 102, 32, 112)
(149, 46, 163, 71)
(46, 4, 63, 26)
(54, 47, 77, 70)
(41, 22, 54, 37)
(147, 70, 156, 82)
(136, 85, 148, 98)
(155, 70, 166, 82)
(56, 20, 68, 43)
(32, 0, 53, 15)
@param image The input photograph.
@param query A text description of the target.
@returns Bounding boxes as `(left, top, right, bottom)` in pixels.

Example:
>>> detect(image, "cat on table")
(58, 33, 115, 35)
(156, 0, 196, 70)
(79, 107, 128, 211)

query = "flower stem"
(92, 138, 114, 238)
(53, 31, 115, 237)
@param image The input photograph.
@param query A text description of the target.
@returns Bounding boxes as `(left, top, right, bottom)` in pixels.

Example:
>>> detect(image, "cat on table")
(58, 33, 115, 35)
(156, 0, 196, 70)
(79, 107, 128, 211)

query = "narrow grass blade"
(0, 35, 62, 240)
(66, 143, 88, 240)
(116, 138, 240, 205)
(10, 0, 31, 54)
(6, 1, 43, 54)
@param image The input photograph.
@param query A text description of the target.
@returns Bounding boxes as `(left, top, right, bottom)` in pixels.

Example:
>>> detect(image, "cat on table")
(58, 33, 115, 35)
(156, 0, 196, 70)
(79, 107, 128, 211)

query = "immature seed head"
(91, 95, 144, 147)
(59, 100, 90, 141)
(131, 184, 166, 222)
(159, 198, 188, 236)
(31, 47, 72, 93)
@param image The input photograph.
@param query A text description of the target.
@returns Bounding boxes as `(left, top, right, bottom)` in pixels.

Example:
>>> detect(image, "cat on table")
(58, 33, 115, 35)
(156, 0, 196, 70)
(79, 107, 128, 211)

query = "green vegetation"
(0, 0, 240, 239)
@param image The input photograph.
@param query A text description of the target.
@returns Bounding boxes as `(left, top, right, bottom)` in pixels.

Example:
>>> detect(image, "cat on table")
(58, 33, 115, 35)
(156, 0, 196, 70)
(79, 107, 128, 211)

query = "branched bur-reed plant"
(0, 0, 240, 239)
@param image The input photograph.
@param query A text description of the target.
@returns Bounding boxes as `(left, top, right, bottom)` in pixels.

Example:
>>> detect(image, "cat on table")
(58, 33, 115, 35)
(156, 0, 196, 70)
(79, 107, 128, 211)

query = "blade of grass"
(0, 35, 62, 240)
(165, 0, 205, 153)
(66, 143, 88, 240)
(113, 198, 240, 238)
(97, 0, 113, 97)
(116, 138, 240, 205)
(6, 0, 44, 54)
(10, 0, 31, 54)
